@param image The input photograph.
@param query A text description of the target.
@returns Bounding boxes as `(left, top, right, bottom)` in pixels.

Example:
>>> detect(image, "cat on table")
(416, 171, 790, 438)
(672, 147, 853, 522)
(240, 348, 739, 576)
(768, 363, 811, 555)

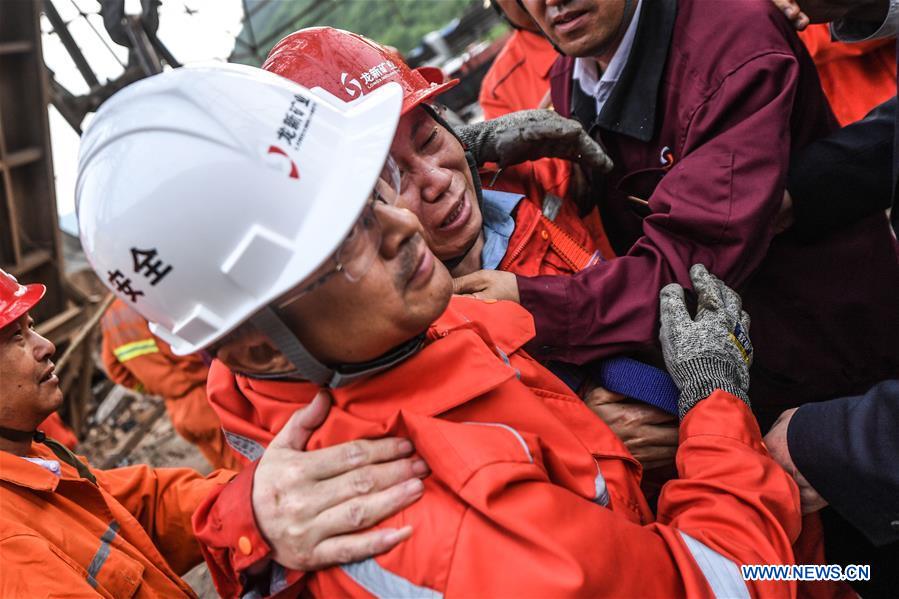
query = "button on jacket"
(194, 297, 803, 599)
(0, 443, 235, 597)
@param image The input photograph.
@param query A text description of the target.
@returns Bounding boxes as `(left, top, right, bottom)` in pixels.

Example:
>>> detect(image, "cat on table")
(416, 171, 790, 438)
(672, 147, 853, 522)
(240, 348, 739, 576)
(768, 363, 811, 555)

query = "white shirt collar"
(24, 457, 62, 476)
(572, 0, 643, 116)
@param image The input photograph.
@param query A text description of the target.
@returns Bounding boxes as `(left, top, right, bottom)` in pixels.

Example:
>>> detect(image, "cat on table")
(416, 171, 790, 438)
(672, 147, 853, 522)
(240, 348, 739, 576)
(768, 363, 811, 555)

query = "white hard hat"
(77, 63, 403, 355)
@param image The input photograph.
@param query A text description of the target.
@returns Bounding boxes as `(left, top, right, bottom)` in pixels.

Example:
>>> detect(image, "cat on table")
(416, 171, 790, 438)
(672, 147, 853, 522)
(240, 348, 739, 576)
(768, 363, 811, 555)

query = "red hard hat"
(0, 268, 45, 330)
(263, 27, 458, 115)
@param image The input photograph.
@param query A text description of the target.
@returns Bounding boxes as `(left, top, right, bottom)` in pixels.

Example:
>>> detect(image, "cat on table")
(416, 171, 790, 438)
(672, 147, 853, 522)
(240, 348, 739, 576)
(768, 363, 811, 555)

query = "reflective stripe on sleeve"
(113, 338, 159, 363)
(678, 532, 750, 599)
(341, 558, 442, 598)
(224, 430, 265, 462)
(86, 521, 121, 587)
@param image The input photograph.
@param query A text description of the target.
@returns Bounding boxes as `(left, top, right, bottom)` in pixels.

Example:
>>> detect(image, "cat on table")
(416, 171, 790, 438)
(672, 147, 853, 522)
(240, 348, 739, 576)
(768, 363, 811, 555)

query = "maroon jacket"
(517, 0, 899, 427)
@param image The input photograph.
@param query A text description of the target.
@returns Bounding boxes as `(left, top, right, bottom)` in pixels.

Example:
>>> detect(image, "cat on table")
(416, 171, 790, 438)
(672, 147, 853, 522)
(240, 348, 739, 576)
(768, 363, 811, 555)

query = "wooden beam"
(35, 303, 83, 343)
(6, 248, 51, 276)
(0, 41, 33, 55)
(0, 147, 42, 169)
(55, 294, 113, 372)
(101, 401, 167, 468)
(71, 325, 100, 438)
(0, 170, 22, 265)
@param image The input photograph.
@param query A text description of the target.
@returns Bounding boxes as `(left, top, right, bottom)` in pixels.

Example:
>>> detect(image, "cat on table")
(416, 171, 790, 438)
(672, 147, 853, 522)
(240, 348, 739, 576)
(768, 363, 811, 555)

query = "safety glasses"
(277, 155, 401, 305)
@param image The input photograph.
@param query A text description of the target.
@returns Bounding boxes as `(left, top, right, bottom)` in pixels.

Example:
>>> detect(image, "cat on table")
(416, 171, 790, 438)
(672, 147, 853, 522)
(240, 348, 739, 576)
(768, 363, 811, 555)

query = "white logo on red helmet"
(341, 72, 363, 98)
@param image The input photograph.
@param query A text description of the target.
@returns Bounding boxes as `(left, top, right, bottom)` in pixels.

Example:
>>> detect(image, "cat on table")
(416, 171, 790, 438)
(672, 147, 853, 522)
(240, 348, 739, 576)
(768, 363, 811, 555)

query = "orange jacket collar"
(226, 296, 536, 418)
(0, 443, 62, 492)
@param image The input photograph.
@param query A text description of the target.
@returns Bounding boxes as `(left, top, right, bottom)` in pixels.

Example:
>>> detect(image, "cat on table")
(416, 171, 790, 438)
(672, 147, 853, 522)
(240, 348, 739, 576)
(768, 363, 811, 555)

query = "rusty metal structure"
(0, 0, 172, 437)
(0, 1, 66, 322)
(0, 0, 100, 436)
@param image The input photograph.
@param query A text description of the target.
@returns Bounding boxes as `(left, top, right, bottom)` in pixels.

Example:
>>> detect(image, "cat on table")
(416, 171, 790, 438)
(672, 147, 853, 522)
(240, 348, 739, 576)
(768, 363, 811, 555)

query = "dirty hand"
(585, 387, 678, 469)
(252, 391, 428, 571)
(456, 109, 614, 173)
(453, 269, 520, 303)
(770, 0, 810, 29)
(764, 408, 829, 514)
(659, 264, 753, 419)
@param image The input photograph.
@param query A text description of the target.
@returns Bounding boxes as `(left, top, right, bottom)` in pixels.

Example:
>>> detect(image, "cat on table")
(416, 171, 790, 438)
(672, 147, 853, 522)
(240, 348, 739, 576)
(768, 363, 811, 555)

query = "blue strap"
(590, 357, 680, 415)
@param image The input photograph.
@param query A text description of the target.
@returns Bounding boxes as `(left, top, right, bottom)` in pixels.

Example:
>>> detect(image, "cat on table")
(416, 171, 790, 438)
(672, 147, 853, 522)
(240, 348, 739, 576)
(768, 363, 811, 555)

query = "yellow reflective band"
(728, 332, 750, 365)
(113, 338, 159, 363)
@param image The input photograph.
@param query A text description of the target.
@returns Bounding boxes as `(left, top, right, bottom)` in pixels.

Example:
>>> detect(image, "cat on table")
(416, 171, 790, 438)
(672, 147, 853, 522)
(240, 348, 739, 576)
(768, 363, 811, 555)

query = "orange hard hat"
(263, 27, 458, 115)
(0, 268, 45, 330)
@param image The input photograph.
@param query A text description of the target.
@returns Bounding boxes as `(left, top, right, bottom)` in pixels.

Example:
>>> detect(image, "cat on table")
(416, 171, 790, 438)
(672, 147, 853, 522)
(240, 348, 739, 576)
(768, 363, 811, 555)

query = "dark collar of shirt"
(569, 0, 677, 142)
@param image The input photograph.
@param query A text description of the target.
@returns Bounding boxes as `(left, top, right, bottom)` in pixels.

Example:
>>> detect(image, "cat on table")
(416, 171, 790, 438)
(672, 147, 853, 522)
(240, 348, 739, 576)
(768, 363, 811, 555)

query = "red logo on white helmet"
(266, 145, 300, 180)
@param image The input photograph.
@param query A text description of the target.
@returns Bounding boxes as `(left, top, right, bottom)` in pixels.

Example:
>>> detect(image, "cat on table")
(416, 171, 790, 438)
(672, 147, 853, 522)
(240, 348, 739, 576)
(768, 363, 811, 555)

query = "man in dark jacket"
(454, 0, 899, 430)
(765, 381, 899, 597)
(765, 1, 899, 596)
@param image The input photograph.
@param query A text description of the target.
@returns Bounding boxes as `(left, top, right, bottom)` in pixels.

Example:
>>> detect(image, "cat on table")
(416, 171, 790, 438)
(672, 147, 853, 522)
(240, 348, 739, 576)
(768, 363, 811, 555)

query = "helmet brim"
(402, 77, 459, 115)
(0, 283, 46, 330)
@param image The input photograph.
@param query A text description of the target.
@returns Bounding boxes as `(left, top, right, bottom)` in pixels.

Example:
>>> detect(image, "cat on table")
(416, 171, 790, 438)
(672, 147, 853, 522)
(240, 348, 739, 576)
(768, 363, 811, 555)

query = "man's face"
(0, 314, 62, 429)
(277, 194, 453, 366)
(390, 107, 483, 263)
(522, 0, 629, 58)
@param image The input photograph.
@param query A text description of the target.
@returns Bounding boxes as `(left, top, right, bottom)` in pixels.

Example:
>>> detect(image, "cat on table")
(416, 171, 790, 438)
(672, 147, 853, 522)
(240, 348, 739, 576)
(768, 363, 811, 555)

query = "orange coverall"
(799, 24, 896, 125)
(101, 299, 241, 471)
(480, 29, 558, 120)
(194, 297, 804, 598)
(0, 441, 235, 597)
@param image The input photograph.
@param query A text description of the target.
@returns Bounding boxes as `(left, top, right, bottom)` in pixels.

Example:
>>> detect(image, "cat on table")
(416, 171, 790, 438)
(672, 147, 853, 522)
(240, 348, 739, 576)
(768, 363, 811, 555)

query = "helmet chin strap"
(245, 306, 424, 388)
(0, 425, 36, 443)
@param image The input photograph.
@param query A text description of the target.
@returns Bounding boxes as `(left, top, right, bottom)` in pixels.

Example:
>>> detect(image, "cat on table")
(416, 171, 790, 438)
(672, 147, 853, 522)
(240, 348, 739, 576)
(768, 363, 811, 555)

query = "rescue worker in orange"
(267, 28, 681, 471)
(0, 267, 235, 596)
(0, 267, 428, 596)
(481, 0, 559, 118)
(101, 298, 242, 470)
(78, 64, 804, 599)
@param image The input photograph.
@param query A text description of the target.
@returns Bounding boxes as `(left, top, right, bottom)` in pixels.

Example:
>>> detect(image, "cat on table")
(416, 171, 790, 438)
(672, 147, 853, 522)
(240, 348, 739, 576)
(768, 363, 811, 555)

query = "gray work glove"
(455, 109, 614, 173)
(659, 264, 753, 419)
